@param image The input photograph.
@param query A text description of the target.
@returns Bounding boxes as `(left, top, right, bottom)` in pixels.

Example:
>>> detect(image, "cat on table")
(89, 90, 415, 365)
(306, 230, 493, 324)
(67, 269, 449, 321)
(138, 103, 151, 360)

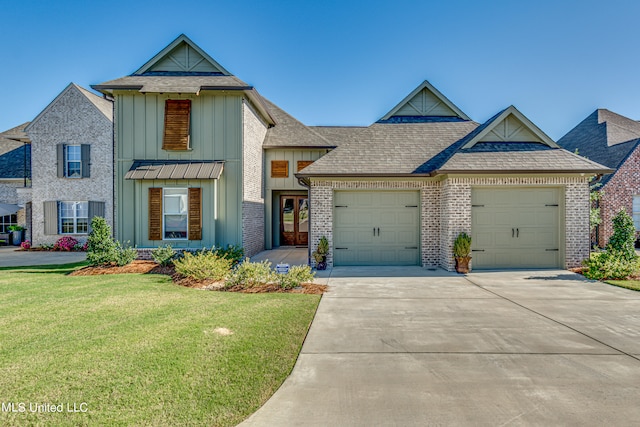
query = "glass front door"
(280, 195, 309, 246)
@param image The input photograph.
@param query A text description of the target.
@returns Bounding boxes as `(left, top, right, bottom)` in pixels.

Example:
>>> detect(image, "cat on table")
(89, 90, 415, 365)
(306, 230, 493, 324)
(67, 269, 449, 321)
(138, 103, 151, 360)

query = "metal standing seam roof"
(125, 161, 224, 180)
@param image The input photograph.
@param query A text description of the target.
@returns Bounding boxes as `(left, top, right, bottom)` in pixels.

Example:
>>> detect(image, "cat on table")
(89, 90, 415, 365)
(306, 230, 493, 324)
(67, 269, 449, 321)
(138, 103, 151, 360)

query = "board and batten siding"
(264, 148, 331, 249)
(114, 91, 243, 247)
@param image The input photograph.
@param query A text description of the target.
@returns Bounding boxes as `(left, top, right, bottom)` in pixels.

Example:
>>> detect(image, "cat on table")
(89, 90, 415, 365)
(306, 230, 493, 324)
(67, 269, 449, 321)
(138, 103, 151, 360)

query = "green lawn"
(0, 263, 320, 426)
(604, 279, 640, 291)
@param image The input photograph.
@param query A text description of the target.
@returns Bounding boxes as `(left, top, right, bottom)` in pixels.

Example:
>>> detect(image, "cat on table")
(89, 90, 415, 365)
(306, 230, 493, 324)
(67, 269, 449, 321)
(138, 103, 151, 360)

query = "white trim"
(380, 80, 471, 121)
(162, 188, 189, 240)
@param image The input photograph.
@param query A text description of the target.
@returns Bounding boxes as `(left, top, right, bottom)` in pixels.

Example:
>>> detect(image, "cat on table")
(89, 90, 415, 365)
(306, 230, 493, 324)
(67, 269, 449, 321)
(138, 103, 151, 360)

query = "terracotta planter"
(455, 256, 471, 274)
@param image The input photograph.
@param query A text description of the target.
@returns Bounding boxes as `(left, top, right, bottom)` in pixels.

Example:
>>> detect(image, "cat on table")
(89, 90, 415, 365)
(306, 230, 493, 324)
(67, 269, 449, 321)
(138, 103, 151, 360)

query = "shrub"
(608, 209, 637, 260)
(87, 217, 117, 266)
(212, 245, 244, 266)
(225, 259, 276, 288)
(54, 236, 79, 251)
(453, 232, 472, 258)
(152, 244, 177, 266)
(277, 265, 315, 290)
(114, 242, 138, 267)
(20, 240, 31, 250)
(582, 249, 640, 280)
(174, 251, 233, 281)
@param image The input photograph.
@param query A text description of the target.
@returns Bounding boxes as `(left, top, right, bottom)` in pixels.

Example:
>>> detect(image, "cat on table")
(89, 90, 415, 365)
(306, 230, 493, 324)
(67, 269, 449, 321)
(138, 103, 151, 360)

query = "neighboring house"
(0, 123, 30, 236)
(25, 83, 113, 246)
(557, 109, 640, 247)
(90, 34, 610, 270)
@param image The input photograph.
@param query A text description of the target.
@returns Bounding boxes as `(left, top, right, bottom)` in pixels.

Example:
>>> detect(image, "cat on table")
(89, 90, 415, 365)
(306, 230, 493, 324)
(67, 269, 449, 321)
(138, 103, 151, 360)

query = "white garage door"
(471, 188, 561, 269)
(333, 191, 420, 266)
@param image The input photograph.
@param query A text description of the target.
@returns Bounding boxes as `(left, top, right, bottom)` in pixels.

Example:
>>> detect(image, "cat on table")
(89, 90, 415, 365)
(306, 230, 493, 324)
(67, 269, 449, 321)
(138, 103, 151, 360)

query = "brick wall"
(241, 100, 267, 257)
(598, 147, 640, 246)
(310, 176, 591, 271)
(27, 85, 113, 246)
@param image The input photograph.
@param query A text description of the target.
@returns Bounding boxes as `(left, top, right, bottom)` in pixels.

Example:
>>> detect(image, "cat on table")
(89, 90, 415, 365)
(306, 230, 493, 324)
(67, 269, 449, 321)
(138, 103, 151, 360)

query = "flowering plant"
(20, 240, 31, 250)
(54, 236, 79, 251)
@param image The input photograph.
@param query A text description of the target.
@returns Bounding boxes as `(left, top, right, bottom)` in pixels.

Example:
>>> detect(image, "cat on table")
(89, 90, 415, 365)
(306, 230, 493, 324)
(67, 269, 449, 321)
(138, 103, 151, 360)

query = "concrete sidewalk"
(0, 246, 86, 267)
(241, 268, 640, 426)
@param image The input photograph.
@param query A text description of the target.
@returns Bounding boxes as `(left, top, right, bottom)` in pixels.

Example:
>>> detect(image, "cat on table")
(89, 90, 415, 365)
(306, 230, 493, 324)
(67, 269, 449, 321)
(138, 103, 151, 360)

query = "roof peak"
(133, 34, 232, 76)
(379, 80, 471, 122)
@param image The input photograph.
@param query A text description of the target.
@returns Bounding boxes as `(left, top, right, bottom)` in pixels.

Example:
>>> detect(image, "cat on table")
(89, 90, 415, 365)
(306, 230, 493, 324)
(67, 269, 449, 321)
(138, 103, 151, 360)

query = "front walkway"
(241, 268, 640, 426)
(0, 246, 87, 267)
(250, 247, 309, 267)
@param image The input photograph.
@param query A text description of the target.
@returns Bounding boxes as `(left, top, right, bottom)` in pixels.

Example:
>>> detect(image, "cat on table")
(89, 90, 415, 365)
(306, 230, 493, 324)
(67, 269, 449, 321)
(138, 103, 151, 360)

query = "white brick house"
(25, 83, 113, 246)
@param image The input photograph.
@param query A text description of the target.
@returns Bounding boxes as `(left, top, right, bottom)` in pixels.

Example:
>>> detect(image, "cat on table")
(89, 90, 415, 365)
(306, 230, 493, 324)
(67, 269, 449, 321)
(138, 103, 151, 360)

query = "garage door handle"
(405, 247, 418, 249)
(546, 249, 559, 251)
(472, 249, 485, 252)
(335, 247, 348, 250)
(377, 227, 380, 236)
(517, 228, 519, 238)
(373, 227, 375, 236)
(512, 228, 514, 237)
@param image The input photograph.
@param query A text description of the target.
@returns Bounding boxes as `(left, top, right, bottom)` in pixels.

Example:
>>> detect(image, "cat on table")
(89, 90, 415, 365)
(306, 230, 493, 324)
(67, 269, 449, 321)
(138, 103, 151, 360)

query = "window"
(163, 188, 188, 239)
(633, 196, 640, 230)
(297, 160, 314, 172)
(57, 144, 90, 178)
(66, 145, 82, 178)
(163, 100, 191, 150)
(0, 214, 17, 233)
(59, 201, 88, 234)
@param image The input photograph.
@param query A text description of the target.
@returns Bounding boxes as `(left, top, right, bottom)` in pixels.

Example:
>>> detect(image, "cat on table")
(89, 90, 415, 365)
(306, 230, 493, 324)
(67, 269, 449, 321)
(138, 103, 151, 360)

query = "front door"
(280, 196, 309, 246)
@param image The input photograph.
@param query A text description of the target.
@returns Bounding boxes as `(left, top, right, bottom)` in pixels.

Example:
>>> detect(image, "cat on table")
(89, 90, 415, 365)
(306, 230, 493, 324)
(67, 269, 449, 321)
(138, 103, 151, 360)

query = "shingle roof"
(92, 75, 249, 94)
(262, 99, 335, 148)
(298, 121, 479, 176)
(438, 143, 611, 173)
(298, 108, 612, 177)
(557, 109, 640, 183)
(0, 123, 29, 156)
(0, 144, 30, 179)
(75, 84, 113, 122)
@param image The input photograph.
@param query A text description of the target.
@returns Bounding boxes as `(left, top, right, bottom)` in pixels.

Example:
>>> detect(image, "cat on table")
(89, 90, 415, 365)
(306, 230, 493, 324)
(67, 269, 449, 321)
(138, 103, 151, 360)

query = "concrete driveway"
(0, 246, 86, 267)
(241, 267, 640, 426)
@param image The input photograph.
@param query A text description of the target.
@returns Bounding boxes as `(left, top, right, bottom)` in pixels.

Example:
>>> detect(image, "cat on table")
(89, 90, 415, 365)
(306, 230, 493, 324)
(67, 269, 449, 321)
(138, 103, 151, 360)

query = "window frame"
(58, 201, 89, 235)
(0, 214, 17, 233)
(65, 145, 82, 178)
(633, 195, 640, 231)
(162, 188, 189, 240)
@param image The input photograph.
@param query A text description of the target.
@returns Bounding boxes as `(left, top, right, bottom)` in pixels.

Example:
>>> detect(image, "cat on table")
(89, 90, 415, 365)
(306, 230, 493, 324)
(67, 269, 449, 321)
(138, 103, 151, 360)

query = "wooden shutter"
(81, 144, 91, 178)
(149, 188, 163, 241)
(57, 144, 65, 178)
(188, 188, 202, 241)
(43, 201, 58, 235)
(88, 201, 105, 233)
(162, 99, 191, 150)
(297, 160, 314, 172)
(271, 160, 289, 178)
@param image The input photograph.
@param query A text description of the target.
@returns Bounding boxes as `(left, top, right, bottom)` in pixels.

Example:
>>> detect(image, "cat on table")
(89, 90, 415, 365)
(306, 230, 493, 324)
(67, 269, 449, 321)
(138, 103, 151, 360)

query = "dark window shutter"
(188, 188, 202, 241)
(162, 100, 191, 150)
(44, 201, 58, 235)
(81, 144, 91, 178)
(88, 201, 105, 233)
(57, 144, 65, 178)
(148, 188, 163, 241)
(271, 160, 289, 178)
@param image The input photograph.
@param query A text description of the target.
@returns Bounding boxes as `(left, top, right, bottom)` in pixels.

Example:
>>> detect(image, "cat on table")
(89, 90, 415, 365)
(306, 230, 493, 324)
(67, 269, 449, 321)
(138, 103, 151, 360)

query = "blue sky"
(2, 0, 639, 139)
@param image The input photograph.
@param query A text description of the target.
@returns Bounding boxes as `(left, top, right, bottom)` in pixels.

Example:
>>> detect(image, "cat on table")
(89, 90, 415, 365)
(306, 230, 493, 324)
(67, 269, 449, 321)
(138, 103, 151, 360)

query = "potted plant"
(312, 236, 329, 270)
(453, 232, 472, 274)
(8, 225, 25, 246)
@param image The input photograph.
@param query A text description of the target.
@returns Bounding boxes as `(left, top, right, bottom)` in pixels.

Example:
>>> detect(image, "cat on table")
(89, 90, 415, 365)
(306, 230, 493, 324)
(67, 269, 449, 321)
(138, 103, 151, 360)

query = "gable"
(380, 80, 470, 122)
(134, 34, 230, 76)
(477, 114, 541, 143)
(462, 106, 558, 149)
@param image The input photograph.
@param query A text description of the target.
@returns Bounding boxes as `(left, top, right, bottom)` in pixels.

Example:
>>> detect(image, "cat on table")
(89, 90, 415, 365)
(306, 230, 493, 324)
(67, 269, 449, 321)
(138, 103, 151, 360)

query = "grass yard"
(604, 279, 640, 292)
(0, 263, 321, 426)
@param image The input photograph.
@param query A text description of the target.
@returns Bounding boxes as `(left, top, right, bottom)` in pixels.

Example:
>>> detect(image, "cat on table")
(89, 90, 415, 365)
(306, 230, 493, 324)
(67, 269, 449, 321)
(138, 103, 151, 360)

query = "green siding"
(264, 149, 329, 249)
(115, 91, 243, 248)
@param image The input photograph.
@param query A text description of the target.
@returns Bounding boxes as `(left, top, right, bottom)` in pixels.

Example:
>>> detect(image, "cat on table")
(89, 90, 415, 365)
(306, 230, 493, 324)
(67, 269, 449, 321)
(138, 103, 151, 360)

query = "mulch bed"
(69, 260, 327, 294)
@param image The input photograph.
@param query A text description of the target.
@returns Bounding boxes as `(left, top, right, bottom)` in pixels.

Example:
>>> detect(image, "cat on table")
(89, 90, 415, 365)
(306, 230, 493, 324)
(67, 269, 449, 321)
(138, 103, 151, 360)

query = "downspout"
(297, 177, 311, 266)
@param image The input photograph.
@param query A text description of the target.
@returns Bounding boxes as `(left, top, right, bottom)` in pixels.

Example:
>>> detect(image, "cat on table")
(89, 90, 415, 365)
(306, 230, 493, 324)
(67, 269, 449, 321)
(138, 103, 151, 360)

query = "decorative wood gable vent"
(462, 106, 559, 149)
(163, 100, 191, 150)
(379, 80, 471, 122)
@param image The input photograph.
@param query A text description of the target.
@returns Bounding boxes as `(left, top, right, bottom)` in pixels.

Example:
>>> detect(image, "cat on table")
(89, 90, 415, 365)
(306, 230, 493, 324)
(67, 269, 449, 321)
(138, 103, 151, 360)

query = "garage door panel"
(334, 191, 420, 266)
(472, 188, 560, 269)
